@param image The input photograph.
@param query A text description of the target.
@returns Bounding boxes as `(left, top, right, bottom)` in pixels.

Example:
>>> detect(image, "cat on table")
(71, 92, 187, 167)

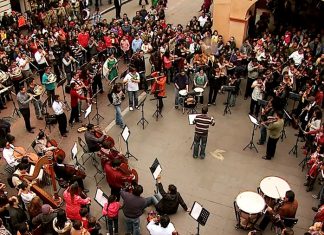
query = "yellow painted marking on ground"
(210, 149, 226, 161)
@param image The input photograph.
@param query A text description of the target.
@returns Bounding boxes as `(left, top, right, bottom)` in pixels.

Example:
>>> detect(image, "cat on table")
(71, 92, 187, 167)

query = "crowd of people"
(0, 0, 323, 234)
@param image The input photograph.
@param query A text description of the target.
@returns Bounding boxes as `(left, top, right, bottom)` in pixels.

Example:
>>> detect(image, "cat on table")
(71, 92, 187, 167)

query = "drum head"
(236, 191, 265, 214)
(194, 87, 204, 93)
(260, 176, 290, 199)
(179, 89, 187, 96)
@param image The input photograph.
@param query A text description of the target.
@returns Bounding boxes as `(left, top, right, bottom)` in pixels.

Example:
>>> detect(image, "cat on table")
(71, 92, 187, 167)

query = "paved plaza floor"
(0, 0, 317, 234)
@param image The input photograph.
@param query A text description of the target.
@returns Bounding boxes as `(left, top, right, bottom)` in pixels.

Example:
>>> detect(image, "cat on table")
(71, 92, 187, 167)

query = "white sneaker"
(129, 107, 133, 111)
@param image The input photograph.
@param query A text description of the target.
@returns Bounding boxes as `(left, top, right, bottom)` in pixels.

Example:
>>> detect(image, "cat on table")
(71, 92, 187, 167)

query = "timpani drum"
(234, 191, 266, 229)
(179, 89, 188, 98)
(259, 176, 291, 208)
(194, 87, 204, 97)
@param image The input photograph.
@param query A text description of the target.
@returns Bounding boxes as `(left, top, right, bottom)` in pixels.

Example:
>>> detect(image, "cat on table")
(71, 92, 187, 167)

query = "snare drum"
(194, 87, 204, 97)
(259, 176, 291, 208)
(179, 89, 188, 97)
(235, 191, 266, 229)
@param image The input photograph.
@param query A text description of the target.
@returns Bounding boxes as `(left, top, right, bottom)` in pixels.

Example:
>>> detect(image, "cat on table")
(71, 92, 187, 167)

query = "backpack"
(7, 174, 19, 188)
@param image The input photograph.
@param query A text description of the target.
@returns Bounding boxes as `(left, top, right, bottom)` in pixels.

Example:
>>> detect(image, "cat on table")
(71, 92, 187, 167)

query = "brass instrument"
(33, 85, 45, 96)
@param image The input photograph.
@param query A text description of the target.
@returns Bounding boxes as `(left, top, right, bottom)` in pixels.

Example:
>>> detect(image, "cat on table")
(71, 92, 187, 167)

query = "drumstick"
(275, 186, 281, 199)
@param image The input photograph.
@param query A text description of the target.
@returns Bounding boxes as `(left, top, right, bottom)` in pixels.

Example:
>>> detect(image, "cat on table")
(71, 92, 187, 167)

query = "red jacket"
(70, 89, 87, 108)
(63, 189, 90, 220)
(103, 36, 112, 47)
(104, 163, 132, 188)
(78, 32, 90, 48)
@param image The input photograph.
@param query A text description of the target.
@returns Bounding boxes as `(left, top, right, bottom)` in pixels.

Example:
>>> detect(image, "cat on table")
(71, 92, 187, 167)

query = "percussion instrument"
(234, 191, 266, 229)
(259, 176, 291, 208)
(47, 74, 57, 83)
(179, 89, 188, 97)
(33, 85, 45, 96)
(194, 87, 204, 97)
(0, 70, 9, 83)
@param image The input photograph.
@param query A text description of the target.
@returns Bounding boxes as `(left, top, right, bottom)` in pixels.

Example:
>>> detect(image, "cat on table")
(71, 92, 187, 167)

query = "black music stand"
(95, 188, 109, 226)
(149, 158, 162, 193)
(84, 105, 92, 125)
(281, 109, 292, 142)
(190, 201, 210, 235)
(57, 79, 70, 111)
(121, 125, 138, 161)
(92, 89, 104, 125)
(222, 86, 235, 116)
(7, 87, 20, 118)
(137, 94, 148, 129)
(289, 134, 300, 158)
(151, 97, 166, 121)
(71, 142, 85, 170)
(243, 115, 259, 153)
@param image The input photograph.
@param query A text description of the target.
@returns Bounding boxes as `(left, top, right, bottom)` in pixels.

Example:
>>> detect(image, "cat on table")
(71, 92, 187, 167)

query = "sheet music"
(190, 202, 202, 220)
(71, 143, 77, 159)
(153, 165, 162, 180)
(121, 126, 130, 141)
(188, 114, 200, 125)
(84, 105, 92, 119)
(95, 188, 108, 208)
(248, 114, 259, 126)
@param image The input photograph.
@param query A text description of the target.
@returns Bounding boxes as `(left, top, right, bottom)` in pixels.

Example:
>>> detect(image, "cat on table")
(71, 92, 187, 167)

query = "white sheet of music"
(153, 165, 162, 180)
(190, 202, 203, 220)
(84, 105, 92, 119)
(72, 142, 78, 159)
(95, 188, 107, 207)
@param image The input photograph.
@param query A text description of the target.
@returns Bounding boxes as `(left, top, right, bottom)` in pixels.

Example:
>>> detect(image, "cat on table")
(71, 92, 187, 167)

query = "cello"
(44, 132, 66, 161)
(93, 126, 115, 149)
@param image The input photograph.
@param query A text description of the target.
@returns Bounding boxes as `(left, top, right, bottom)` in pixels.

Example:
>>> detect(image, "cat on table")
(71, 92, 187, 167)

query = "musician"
(147, 214, 177, 235)
(32, 204, 57, 235)
(193, 106, 215, 159)
(17, 53, 33, 84)
(28, 79, 44, 120)
(249, 78, 264, 117)
(17, 86, 35, 134)
(34, 131, 56, 157)
(259, 190, 298, 230)
(103, 53, 118, 82)
(244, 58, 260, 99)
(289, 48, 304, 66)
(8, 60, 22, 94)
(54, 155, 87, 192)
(42, 67, 55, 106)
(111, 84, 125, 128)
(155, 175, 188, 215)
(88, 57, 103, 95)
(174, 70, 189, 109)
(34, 46, 48, 83)
(133, 50, 148, 91)
(193, 69, 207, 105)
(123, 67, 140, 111)
(69, 82, 89, 126)
(62, 52, 75, 84)
(11, 163, 30, 189)
(2, 142, 19, 168)
(84, 124, 105, 152)
(104, 159, 135, 201)
(0, 119, 14, 147)
(262, 110, 284, 160)
(52, 95, 68, 137)
(152, 71, 167, 112)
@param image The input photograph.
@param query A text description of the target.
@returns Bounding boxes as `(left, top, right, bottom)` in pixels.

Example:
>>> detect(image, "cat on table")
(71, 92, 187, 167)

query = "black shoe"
(30, 127, 36, 129)
(312, 207, 318, 212)
(257, 141, 264, 145)
(262, 156, 270, 160)
(37, 117, 43, 120)
(304, 182, 309, 186)
(28, 130, 34, 134)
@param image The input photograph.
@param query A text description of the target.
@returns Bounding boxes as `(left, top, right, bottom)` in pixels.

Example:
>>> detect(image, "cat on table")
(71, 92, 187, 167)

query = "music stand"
(243, 115, 259, 153)
(150, 158, 162, 195)
(57, 79, 70, 111)
(189, 114, 200, 149)
(71, 142, 85, 170)
(222, 86, 235, 116)
(190, 201, 210, 235)
(91, 89, 104, 125)
(95, 187, 109, 223)
(121, 125, 138, 161)
(137, 94, 149, 129)
(289, 132, 300, 158)
(151, 97, 165, 121)
(84, 105, 92, 125)
(281, 109, 292, 142)
(288, 92, 301, 111)
(6, 87, 20, 118)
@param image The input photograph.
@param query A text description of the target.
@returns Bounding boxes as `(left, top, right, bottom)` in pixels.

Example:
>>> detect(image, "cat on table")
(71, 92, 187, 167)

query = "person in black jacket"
(32, 204, 57, 235)
(155, 175, 189, 215)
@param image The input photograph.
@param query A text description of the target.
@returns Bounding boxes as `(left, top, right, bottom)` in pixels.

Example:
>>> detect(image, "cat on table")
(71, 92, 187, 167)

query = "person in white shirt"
(17, 53, 33, 84)
(198, 12, 208, 28)
(250, 78, 264, 117)
(123, 67, 140, 111)
(52, 95, 68, 137)
(2, 143, 19, 168)
(18, 181, 36, 208)
(146, 214, 177, 235)
(289, 48, 304, 66)
(34, 46, 48, 83)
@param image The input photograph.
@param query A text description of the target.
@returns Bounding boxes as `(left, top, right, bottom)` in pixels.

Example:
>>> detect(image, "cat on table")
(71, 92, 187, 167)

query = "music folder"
(190, 201, 210, 226)
(188, 114, 200, 125)
(150, 158, 162, 180)
(94, 188, 108, 208)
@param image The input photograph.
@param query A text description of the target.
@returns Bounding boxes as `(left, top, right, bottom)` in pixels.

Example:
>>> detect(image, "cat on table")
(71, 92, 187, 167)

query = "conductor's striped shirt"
(193, 114, 215, 136)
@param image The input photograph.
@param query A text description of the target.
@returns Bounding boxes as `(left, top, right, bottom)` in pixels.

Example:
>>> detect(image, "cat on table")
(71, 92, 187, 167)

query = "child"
(87, 216, 101, 235)
(102, 195, 121, 235)
(79, 207, 89, 230)
(111, 84, 125, 128)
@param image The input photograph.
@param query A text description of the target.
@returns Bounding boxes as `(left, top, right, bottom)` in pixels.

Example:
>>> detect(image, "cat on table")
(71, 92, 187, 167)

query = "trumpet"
(79, 44, 87, 52)
(27, 93, 38, 101)
(70, 56, 80, 64)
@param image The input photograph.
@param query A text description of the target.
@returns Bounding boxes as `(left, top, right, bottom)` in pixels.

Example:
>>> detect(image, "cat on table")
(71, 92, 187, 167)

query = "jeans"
(128, 91, 138, 108)
(145, 196, 158, 207)
(259, 125, 267, 144)
(124, 217, 140, 235)
(193, 133, 208, 158)
(69, 106, 80, 124)
(229, 93, 236, 106)
(114, 105, 124, 127)
(108, 217, 118, 235)
(250, 98, 260, 116)
(174, 88, 180, 107)
(208, 85, 218, 104)
(32, 99, 43, 118)
(266, 137, 279, 158)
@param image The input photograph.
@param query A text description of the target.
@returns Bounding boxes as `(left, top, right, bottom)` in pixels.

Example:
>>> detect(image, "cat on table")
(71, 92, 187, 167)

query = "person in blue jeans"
(193, 106, 215, 159)
(111, 84, 125, 128)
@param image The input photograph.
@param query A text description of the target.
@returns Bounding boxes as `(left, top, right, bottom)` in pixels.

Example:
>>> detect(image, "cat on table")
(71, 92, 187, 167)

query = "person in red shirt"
(103, 159, 134, 201)
(77, 29, 90, 49)
(69, 82, 89, 125)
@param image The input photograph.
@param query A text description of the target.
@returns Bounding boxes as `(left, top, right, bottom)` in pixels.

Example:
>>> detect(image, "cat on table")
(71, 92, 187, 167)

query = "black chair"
(77, 137, 96, 165)
(283, 217, 298, 228)
(92, 157, 105, 186)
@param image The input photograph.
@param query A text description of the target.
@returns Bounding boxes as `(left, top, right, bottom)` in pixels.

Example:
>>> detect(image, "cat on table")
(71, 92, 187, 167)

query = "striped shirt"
(194, 114, 215, 136)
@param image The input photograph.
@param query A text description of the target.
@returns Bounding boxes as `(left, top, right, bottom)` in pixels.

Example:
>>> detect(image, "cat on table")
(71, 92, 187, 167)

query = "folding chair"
(77, 137, 96, 165)
(92, 157, 105, 185)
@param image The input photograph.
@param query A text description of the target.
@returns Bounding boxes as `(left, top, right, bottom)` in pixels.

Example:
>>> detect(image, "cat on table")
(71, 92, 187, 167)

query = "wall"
(0, 0, 11, 17)
(213, 0, 257, 47)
